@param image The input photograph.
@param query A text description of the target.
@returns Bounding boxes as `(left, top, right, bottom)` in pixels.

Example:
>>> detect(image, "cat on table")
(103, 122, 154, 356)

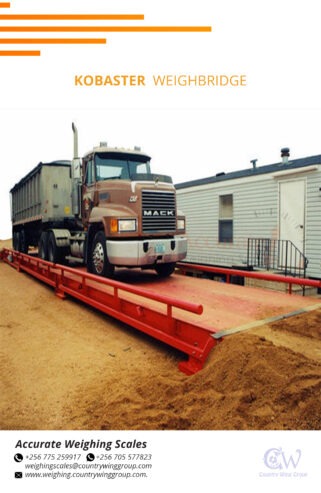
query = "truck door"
(82, 157, 96, 225)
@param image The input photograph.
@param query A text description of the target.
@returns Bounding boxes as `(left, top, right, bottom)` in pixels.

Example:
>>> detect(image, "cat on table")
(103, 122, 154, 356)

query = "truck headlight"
(177, 218, 185, 231)
(118, 219, 137, 232)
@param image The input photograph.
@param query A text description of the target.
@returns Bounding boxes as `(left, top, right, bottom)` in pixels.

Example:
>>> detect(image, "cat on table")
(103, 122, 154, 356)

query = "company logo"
(259, 447, 307, 479)
(143, 210, 175, 217)
(264, 447, 301, 470)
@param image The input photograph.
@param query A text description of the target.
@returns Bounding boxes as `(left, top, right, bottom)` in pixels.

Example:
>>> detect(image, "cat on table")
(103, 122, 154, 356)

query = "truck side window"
(85, 159, 95, 185)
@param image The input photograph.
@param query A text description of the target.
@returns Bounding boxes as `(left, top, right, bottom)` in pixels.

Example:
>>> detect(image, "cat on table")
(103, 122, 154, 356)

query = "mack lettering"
(143, 210, 175, 217)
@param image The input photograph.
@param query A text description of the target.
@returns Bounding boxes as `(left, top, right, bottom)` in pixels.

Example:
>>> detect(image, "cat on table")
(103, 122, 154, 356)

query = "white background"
(0, 0, 320, 491)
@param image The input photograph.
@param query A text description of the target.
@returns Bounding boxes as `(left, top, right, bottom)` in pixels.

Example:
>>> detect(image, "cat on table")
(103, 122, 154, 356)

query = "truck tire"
(38, 232, 48, 260)
(13, 230, 28, 253)
(13, 231, 20, 251)
(47, 231, 63, 264)
(155, 262, 176, 278)
(89, 231, 114, 277)
(19, 229, 29, 254)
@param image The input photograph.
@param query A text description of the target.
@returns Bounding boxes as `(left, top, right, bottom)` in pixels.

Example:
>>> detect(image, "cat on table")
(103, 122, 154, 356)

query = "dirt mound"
(64, 332, 321, 430)
(270, 309, 321, 340)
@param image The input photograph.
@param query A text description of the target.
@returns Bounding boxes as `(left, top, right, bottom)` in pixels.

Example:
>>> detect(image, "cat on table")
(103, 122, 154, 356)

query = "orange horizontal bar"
(0, 50, 40, 55)
(0, 2, 11, 7)
(0, 14, 144, 20)
(0, 26, 212, 33)
(0, 38, 106, 44)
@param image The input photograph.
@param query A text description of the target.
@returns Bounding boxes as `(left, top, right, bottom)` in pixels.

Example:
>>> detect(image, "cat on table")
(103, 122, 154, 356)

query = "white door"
(279, 180, 305, 267)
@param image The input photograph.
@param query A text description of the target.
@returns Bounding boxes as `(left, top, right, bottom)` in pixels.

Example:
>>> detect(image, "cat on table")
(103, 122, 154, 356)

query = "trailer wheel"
(19, 229, 29, 254)
(89, 231, 114, 277)
(38, 232, 48, 260)
(155, 262, 176, 277)
(13, 231, 20, 251)
(47, 231, 63, 264)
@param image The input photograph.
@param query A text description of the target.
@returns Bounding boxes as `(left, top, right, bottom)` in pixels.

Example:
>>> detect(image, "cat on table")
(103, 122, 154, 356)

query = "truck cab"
(71, 134, 187, 277)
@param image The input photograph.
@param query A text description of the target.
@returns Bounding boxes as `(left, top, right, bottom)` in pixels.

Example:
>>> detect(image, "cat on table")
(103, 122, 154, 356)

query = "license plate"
(155, 243, 165, 254)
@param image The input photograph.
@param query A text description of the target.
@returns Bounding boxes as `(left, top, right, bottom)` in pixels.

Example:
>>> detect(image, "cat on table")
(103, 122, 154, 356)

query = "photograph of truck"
(10, 123, 187, 277)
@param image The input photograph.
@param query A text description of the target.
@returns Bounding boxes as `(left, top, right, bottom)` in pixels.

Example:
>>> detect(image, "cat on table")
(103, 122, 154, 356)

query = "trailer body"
(11, 161, 75, 250)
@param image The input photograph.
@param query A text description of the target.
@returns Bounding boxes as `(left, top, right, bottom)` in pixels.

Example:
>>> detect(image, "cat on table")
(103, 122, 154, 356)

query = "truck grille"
(142, 190, 176, 233)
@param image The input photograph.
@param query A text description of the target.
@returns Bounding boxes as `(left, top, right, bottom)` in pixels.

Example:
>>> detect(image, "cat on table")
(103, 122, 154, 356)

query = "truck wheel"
(19, 230, 29, 254)
(47, 232, 62, 264)
(13, 231, 20, 251)
(155, 262, 176, 277)
(90, 231, 114, 277)
(38, 232, 48, 260)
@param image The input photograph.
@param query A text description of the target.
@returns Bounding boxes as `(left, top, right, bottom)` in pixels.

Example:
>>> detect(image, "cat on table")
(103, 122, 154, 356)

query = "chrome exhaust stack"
(71, 122, 81, 216)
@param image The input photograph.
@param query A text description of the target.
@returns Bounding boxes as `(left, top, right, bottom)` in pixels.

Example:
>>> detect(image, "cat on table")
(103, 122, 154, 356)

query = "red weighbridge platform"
(0, 249, 219, 375)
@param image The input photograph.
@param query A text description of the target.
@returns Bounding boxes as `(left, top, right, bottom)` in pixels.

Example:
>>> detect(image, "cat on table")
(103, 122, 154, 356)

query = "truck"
(10, 123, 187, 277)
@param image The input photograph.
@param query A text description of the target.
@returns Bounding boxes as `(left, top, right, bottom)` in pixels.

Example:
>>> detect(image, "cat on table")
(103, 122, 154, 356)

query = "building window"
(219, 194, 233, 243)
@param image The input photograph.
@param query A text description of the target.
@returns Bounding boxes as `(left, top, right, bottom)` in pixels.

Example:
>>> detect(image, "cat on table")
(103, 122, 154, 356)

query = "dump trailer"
(10, 123, 187, 277)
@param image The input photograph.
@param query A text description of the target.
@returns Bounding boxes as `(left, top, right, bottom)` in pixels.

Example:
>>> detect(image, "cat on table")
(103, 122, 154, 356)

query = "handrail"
(247, 238, 308, 278)
(178, 261, 321, 295)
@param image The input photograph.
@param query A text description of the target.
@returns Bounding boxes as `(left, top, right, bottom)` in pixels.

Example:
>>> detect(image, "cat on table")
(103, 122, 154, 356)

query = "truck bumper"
(106, 237, 187, 267)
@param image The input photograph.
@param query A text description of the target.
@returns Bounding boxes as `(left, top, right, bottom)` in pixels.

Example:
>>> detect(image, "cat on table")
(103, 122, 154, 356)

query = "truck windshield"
(95, 152, 151, 181)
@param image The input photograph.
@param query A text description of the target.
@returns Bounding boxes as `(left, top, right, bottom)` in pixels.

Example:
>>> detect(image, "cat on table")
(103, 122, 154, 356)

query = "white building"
(176, 149, 321, 279)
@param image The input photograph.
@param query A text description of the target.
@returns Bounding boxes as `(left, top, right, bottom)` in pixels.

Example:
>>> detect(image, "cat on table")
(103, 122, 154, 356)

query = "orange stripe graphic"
(0, 8, 212, 57)
(0, 26, 211, 33)
(0, 38, 106, 44)
(0, 50, 40, 56)
(0, 14, 144, 20)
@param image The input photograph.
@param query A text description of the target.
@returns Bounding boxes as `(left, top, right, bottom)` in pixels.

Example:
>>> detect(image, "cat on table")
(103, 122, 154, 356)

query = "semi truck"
(10, 123, 187, 277)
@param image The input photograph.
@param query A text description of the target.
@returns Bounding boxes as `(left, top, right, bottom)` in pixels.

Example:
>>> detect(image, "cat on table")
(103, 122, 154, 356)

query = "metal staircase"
(247, 238, 308, 278)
